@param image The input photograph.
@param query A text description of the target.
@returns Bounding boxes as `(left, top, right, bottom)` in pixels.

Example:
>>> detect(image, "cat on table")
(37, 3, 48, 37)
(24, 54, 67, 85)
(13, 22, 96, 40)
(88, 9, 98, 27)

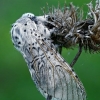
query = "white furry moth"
(10, 13, 86, 100)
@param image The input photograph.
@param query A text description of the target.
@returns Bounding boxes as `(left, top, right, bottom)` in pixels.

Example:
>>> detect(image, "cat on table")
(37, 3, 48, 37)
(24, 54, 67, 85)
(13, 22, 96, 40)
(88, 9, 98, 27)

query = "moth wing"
(29, 38, 86, 100)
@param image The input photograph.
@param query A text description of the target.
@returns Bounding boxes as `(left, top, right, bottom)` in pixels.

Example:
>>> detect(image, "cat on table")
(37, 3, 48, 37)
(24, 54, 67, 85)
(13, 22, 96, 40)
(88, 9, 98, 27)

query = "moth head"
(22, 13, 35, 18)
(22, 13, 38, 24)
(10, 13, 38, 52)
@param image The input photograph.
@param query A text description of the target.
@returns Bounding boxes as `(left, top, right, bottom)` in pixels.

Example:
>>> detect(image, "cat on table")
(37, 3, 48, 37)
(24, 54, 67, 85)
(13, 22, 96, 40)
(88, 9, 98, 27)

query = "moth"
(10, 13, 86, 100)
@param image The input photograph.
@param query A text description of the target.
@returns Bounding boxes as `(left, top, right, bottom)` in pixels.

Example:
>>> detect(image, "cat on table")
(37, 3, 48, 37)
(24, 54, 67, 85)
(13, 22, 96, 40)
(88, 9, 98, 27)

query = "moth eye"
(30, 16, 38, 24)
(30, 16, 36, 20)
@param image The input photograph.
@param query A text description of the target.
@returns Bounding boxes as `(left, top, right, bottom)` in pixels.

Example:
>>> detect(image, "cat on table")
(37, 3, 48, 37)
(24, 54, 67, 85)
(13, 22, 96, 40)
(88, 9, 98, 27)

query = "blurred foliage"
(0, 0, 100, 100)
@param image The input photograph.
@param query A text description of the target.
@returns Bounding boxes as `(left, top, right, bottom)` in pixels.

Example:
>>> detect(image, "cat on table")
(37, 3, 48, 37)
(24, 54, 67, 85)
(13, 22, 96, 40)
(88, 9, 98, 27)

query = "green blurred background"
(0, 0, 100, 100)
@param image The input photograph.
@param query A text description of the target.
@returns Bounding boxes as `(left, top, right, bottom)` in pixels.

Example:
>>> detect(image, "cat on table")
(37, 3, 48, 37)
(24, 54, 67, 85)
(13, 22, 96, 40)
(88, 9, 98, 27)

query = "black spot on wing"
(35, 34, 37, 36)
(44, 29, 46, 33)
(47, 95, 52, 100)
(72, 69, 75, 72)
(33, 28, 36, 31)
(15, 36, 19, 39)
(41, 34, 43, 36)
(24, 23, 27, 26)
(38, 36, 40, 38)
(75, 75, 78, 78)
(18, 41, 21, 44)
(24, 29, 26, 32)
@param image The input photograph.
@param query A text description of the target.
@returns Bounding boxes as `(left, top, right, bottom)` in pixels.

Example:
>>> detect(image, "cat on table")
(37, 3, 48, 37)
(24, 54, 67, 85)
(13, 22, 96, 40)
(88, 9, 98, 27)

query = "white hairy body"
(10, 13, 86, 100)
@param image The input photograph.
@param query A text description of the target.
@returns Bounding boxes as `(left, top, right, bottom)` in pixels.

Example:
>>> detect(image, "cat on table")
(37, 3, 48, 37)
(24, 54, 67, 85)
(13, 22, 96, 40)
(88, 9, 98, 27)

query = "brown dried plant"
(42, 0, 100, 67)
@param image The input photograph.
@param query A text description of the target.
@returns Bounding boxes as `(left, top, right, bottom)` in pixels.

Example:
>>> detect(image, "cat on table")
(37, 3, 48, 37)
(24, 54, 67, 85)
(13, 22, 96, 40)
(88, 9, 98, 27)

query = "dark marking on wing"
(47, 95, 52, 100)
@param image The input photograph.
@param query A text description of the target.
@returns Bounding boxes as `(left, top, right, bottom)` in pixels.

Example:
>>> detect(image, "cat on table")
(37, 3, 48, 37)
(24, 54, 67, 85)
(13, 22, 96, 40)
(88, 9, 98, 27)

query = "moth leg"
(70, 42, 83, 67)
(46, 95, 52, 100)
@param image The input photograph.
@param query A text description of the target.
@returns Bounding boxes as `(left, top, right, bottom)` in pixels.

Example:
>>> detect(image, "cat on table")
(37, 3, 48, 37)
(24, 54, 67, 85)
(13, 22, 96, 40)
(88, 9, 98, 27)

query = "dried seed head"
(43, 1, 100, 53)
